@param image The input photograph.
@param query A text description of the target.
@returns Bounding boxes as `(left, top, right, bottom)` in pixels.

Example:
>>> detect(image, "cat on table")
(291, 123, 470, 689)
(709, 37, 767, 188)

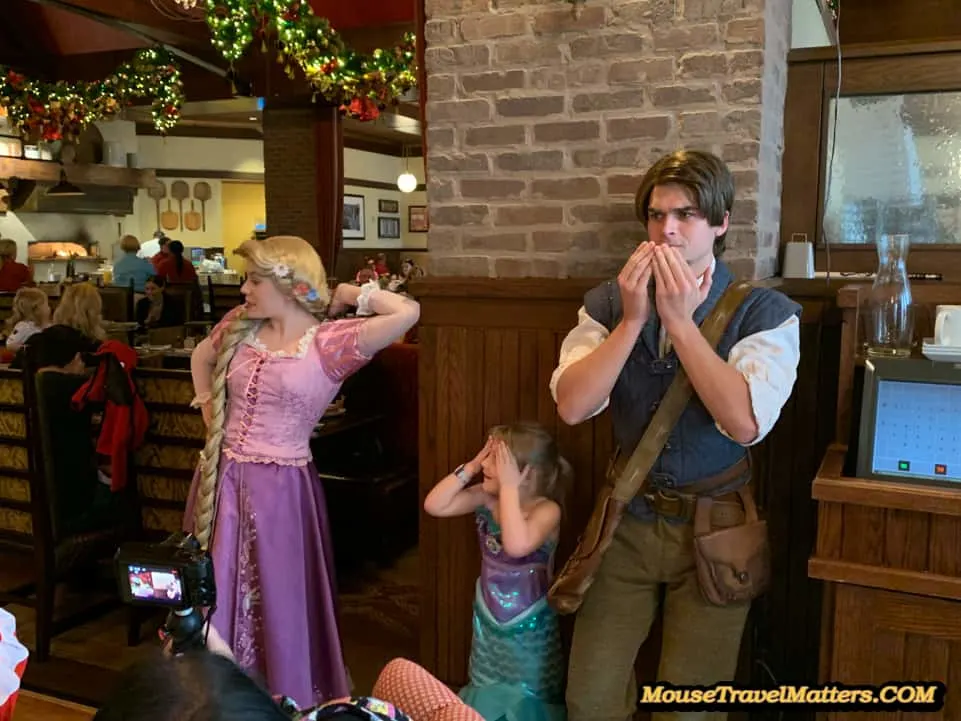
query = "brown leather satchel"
(547, 280, 755, 616)
(693, 485, 770, 606)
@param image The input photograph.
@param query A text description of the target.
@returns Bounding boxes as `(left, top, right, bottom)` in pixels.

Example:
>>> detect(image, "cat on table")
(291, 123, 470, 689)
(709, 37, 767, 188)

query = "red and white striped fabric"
(0, 609, 28, 721)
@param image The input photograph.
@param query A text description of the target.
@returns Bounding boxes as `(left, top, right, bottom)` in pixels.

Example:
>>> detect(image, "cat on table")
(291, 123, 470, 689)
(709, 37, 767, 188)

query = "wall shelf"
(0, 158, 156, 188)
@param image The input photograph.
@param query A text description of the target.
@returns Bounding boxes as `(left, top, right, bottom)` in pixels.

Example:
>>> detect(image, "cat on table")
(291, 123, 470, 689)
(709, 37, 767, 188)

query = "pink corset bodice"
(217, 318, 371, 466)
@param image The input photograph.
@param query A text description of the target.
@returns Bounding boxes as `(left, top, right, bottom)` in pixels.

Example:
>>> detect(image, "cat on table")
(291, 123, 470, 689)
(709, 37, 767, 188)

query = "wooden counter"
(810, 446, 961, 720)
(810, 282, 961, 719)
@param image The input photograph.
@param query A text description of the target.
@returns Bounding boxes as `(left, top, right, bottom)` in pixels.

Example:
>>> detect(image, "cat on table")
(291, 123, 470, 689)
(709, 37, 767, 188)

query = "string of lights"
(0, 47, 184, 142)
(204, 0, 416, 121)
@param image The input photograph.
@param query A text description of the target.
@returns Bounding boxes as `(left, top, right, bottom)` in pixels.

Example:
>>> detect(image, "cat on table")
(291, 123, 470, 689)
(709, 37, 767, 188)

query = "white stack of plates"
(921, 338, 961, 364)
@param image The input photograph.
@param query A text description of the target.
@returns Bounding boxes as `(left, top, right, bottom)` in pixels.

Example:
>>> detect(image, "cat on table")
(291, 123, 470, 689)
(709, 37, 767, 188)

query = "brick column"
(423, 0, 791, 279)
(263, 102, 344, 274)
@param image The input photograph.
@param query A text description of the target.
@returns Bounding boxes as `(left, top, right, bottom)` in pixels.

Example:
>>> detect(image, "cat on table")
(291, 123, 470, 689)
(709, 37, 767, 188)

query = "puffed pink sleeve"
(209, 305, 247, 352)
(315, 318, 374, 383)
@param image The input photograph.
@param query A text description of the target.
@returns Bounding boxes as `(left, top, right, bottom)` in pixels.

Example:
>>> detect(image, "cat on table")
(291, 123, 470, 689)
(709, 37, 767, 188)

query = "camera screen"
(126, 564, 184, 605)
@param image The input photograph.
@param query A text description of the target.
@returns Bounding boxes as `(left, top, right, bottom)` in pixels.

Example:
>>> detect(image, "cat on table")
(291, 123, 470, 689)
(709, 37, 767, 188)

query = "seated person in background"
(155, 240, 198, 285)
(0, 238, 33, 292)
(52, 282, 107, 343)
(136, 275, 186, 330)
(25, 325, 118, 535)
(26, 324, 95, 374)
(374, 253, 390, 277)
(4, 287, 51, 352)
(112, 235, 156, 293)
(12, 320, 101, 370)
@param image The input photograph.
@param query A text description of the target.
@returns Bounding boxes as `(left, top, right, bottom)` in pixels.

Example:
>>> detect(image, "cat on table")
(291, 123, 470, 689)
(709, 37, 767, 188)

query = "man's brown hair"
(634, 150, 735, 255)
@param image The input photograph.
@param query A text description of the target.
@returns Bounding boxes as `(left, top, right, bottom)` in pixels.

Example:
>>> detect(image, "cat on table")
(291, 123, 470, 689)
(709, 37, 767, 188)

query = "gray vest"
(583, 260, 801, 520)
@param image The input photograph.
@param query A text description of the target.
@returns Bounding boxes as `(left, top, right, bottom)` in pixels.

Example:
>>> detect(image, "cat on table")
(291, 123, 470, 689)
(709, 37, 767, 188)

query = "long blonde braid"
(193, 311, 256, 549)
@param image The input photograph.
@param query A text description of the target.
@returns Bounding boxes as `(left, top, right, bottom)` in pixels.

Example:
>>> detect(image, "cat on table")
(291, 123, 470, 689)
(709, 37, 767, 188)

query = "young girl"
(5, 287, 50, 351)
(184, 235, 419, 708)
(424, 422, 569, 721)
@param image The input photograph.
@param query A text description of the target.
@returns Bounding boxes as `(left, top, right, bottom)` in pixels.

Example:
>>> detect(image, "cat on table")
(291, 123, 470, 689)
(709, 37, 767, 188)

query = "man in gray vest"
(551, 150, 801, 721)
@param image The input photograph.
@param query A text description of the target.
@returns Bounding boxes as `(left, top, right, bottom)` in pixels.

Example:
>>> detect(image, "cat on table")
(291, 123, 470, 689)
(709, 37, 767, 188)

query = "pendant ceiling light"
(396, 145, 417, 194)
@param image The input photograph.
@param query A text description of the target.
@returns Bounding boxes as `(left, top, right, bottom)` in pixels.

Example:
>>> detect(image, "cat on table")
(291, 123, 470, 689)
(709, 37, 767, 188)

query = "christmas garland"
(0, 47, 183, 144)
(205, 0, 416, 121)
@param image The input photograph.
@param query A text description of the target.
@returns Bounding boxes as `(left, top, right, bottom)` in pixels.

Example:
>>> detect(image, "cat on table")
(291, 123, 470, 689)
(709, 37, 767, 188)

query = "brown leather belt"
(638, 456, 751, 522)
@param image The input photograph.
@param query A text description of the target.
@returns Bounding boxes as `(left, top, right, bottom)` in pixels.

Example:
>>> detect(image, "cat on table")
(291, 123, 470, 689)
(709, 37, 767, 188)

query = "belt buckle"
(645, 488, 691, 520)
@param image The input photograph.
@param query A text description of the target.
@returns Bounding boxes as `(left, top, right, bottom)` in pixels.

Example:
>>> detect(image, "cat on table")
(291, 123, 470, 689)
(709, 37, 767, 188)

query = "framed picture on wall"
(378, 215, 401, 239)
(343, 194, 365, 240)
(378, 198, 400, 214)
(408, 205, 429, 233)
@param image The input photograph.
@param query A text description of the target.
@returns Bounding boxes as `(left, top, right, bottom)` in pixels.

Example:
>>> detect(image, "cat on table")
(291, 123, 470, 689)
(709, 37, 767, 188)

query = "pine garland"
(0, 47, 184, 143)
(205, 0, 416, 122)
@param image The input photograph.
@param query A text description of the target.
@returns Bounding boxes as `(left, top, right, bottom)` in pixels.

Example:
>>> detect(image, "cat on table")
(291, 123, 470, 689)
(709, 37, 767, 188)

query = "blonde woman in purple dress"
(183, 236, 419, 708)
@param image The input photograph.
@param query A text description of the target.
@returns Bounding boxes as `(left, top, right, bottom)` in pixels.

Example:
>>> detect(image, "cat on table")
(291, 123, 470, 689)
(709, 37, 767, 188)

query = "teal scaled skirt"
(458, 581, 567, 721)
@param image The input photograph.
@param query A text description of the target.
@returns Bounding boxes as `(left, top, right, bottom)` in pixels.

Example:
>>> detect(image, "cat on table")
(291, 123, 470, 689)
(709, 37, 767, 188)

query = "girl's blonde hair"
(6, 287, 49, 331)
(52, 283, 105, 340)
(489, 421, 572, 507)
(192, 235, 330, 548)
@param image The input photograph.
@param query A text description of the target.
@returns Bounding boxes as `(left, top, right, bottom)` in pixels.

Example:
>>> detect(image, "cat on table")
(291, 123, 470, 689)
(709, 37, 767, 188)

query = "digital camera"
(114, 533, 216, 612)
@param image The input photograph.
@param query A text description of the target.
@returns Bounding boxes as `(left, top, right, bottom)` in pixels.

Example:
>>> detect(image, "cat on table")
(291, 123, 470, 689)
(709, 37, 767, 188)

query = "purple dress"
(184, 310, 372, 708)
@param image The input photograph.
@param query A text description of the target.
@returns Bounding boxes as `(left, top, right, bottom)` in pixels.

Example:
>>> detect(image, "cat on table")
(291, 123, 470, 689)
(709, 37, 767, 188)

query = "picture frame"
(378, 198, 400, 214)
(342, 194, 365, 240)
(408, 205, 429, 233)
(378, 215, 401, 239)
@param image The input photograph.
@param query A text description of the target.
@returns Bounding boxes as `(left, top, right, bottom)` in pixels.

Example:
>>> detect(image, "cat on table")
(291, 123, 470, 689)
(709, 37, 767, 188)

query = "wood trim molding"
(808, 558, 961, 602)
(344, 177, 426, 192)
(0, 158, 156, 188)
(790, 38, 961, 63)
(135, 123, 263, 141)
(812, 476, 961, 516)
(154, 169, 264, 182)
(344, 135, 423, 158)
(408, 276, 600, 300)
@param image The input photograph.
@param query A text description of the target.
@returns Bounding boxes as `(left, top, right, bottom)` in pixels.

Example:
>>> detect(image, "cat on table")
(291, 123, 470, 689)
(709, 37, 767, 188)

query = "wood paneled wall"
(837, 0, 961, 45)
(413, 277, 843, 714)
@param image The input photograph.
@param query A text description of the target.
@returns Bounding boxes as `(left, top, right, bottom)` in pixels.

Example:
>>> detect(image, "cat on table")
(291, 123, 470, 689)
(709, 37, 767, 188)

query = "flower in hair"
(293, 281, 310, 297)
(272, 263, 291, 279)
(306, 288, 319, 302)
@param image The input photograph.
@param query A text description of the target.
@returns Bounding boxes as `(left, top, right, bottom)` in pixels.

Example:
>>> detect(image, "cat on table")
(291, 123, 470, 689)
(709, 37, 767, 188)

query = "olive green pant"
(566, 512, 751, 721)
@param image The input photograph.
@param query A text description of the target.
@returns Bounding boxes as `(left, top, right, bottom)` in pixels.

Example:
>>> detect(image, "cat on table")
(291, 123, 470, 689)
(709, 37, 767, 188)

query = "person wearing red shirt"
(150, 233, 170, 272)
(155, 240, 197, 284)
(0, 239, 33, 292)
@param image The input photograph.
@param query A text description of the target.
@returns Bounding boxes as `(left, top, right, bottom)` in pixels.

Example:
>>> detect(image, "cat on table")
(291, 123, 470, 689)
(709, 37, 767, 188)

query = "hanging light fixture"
(396, 145, 417, 194)
(46, 168, 83, 197)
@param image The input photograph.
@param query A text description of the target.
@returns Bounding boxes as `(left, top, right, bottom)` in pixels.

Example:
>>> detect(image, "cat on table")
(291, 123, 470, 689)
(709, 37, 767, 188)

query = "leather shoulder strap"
(611, 280, 754, 503)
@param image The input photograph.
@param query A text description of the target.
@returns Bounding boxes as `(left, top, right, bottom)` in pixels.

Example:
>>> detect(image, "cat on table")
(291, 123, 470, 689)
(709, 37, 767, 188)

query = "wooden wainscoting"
(413, 277, 844, 717)
(0, 369, 29, 546)
(133, 369, 205, 537)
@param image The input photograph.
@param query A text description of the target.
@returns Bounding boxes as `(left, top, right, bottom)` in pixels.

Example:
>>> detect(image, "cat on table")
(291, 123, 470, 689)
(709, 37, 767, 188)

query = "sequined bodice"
(476, 505, 555, 624)
(221, 320, 371, 466)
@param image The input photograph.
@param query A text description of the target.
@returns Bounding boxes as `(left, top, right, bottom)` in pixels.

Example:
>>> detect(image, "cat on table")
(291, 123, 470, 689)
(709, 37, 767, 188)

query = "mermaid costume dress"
(458, 505, 567, 721)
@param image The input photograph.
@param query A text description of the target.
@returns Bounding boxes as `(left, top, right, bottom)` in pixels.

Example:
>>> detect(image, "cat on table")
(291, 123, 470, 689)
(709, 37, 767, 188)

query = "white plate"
(922, 338, 961, 363)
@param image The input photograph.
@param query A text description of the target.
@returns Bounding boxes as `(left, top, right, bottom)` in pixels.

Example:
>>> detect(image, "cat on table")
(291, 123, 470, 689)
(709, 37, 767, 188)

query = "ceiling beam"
(0, 0, 59, 76)
(311, 0, 416, 31)
(21, 0, 211, 49)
